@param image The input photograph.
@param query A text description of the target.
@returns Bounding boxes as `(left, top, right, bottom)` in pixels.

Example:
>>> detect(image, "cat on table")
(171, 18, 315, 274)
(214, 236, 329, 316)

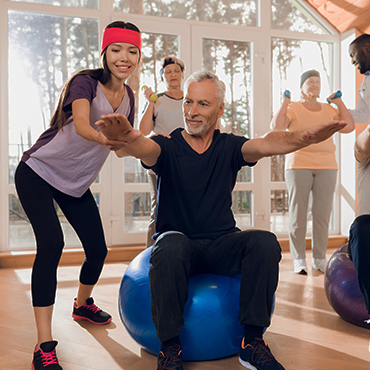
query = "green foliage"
(9, 11, 99, 123)
(114, 0, 257, 26)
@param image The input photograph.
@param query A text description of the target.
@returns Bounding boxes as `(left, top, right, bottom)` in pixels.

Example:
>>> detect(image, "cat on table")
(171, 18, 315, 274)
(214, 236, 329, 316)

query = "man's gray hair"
(184, 70, 226, 106)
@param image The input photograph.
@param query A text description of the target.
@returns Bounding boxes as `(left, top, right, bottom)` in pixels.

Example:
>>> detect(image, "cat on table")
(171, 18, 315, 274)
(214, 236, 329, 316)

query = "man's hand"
(300, 120, 347, 145)
(96, 114, 142, 143)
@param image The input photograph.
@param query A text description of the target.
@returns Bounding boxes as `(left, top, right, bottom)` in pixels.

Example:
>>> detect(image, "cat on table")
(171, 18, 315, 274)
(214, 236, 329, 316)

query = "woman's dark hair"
(49, 21, 140, 131)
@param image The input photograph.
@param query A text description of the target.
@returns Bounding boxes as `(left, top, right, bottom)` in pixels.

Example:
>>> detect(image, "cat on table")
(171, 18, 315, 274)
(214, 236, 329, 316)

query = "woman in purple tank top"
(15, 20, 141, 370)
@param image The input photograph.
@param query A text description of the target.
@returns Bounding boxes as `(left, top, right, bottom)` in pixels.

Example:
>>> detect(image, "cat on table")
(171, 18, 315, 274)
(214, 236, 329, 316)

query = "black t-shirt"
(143, 128, 256, 240)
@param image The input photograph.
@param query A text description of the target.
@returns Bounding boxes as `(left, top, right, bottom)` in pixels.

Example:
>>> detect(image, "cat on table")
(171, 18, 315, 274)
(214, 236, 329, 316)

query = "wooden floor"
(1, 248, 370, 370)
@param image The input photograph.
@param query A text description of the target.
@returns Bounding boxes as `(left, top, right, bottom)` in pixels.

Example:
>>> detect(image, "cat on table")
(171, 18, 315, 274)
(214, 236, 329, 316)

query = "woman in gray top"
(140, 56, 186, 247)
(15, 20, 140, 370)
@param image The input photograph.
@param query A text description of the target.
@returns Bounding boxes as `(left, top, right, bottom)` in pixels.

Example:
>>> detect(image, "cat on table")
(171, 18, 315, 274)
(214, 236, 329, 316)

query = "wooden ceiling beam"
(303, 0, 370, 34)
(336, 9, 370, 33)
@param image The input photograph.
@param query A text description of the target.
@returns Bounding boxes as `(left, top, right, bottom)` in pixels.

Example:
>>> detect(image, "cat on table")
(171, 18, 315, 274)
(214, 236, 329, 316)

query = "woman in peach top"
(271, 70, 355, 275)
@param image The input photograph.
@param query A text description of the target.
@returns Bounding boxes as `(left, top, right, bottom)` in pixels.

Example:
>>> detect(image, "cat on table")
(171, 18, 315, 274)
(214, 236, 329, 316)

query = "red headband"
(101, 28, 142, 55)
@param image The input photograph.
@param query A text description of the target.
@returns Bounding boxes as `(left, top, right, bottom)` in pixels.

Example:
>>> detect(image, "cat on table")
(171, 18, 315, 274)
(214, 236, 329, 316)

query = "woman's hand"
(142, 86, 158, 102)
(96, 114, 142, 148)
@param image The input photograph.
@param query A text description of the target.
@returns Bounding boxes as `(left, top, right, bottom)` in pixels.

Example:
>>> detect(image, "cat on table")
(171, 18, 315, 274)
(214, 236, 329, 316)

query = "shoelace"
(41, 349, 58, 366)
(85, 303, 101, 313)
(247, 339, 275, 364)
(76, 301, 101, 313)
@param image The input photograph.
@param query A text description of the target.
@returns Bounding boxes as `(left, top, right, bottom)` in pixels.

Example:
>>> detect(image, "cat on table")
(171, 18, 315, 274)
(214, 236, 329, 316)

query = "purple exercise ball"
(324, 244, 370, 329)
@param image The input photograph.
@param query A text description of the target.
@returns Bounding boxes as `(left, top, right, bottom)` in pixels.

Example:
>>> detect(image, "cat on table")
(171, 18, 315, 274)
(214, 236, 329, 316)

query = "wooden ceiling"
(303, 0, 370, 34)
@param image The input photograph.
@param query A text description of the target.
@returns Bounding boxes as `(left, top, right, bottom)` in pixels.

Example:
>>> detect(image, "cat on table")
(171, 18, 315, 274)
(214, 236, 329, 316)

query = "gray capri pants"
(285, 168, 337, 260)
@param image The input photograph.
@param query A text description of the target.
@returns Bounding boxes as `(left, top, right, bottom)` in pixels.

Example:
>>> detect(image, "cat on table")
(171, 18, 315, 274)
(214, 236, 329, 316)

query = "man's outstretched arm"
(96, 113, 161, 167)
(242, 120, 347, 163)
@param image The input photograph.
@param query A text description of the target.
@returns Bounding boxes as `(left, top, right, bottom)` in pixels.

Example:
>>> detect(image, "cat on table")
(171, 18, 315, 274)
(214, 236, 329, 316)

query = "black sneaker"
(239, 337, 285, 369)
(157, 344, 183, 370)
(32, 340, 63, 370)
(72, 297, 112, 325)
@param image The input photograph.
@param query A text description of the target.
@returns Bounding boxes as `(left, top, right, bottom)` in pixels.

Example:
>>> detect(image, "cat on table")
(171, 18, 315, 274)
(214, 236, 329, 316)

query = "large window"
(113, 0, 259, 27)
(8, 12, 100, 184)
(117, 32, 181, 236)
(8, 11, 100, 249)
(0, 0, 343, 252)
(270, 38, 335, 234)
(10, 0, 98, 7)
(269, 0, 337, 235)
(202, 37, 253, 227)
(271, 0, 330, 34)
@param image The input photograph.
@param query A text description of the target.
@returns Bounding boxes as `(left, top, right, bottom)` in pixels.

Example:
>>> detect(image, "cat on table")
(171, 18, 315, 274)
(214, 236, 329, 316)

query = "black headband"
(300, 69, 320, 88)
(160, 57, 184, 80)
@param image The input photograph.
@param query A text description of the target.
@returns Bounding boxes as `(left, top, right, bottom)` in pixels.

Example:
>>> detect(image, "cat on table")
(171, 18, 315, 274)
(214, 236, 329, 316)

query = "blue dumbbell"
(327, 90, 342, 104)
(284, 90, 291, 98)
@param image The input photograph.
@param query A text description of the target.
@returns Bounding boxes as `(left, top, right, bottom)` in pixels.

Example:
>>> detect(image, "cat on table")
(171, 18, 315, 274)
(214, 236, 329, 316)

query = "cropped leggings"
(15, 161, 107, 307)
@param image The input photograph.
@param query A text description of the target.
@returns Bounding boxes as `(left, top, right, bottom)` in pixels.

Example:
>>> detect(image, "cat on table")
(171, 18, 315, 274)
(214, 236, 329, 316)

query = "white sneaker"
(293, 259, 307, 275)
(312, 258, 327, 273)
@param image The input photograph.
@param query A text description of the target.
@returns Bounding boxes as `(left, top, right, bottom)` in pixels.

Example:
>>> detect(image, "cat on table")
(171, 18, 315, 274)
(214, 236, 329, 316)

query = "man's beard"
(185, 116, 213, 136)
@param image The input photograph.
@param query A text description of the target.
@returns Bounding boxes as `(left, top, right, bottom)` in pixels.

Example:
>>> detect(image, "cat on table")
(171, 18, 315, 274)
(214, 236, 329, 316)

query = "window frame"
(0, 0, 349, 252)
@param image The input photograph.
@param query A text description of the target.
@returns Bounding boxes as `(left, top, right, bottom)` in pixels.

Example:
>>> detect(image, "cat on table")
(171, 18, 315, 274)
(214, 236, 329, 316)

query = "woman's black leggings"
(15, 161, 107, 307)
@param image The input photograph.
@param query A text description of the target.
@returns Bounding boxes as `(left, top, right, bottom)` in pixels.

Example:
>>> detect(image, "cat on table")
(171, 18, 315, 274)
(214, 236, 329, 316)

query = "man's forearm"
(242, 130, 305, 163)
(265, 120, 346, 155)
(243, 120, 347, 163)
(115, 135, 160, 166)
(263, 130, 305, 155)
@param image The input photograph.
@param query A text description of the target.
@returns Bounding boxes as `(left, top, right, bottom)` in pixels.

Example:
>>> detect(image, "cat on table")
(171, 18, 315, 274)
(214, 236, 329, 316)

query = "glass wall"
(0, 0, 341, 252)
(7, 11, 100, 249)
(270, 38, 334, 234)
(202, 37, 253, 227)
(124, 192, 151, 233)
(271, 0, 329, 34)
(268, 0, 336, 235)
(139, 33, 179, 119)
(10, 0, 98, 7)
(8, 12, 99, 184)
(113, 0, 259, 27)
(121, 32, 181, 234)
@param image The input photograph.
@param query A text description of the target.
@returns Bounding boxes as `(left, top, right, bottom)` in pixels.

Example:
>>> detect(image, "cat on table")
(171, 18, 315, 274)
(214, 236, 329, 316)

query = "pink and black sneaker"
(32, 340, 62, 370)
(72, 297, 112, 325)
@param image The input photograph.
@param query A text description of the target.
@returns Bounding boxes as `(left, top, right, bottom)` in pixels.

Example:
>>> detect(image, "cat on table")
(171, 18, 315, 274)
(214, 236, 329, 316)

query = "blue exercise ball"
(324, 244, 370, 329)
(118, 247, 257, 361)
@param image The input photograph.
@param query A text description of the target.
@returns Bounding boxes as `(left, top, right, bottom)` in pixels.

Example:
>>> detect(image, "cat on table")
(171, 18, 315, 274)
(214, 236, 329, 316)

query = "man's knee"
(238, 229, 281, 265)
(350, 214, 370, 236)
(249, 230, 281, 256)
(150, 231, 191, 264)
(260, 232, 281, 264)
(349, 214, 370, 255)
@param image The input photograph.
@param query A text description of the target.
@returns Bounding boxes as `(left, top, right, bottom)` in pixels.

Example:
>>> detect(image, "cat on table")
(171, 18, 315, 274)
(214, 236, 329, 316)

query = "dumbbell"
(142, 85, 158, 102)
(327, 90, 342, 104)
